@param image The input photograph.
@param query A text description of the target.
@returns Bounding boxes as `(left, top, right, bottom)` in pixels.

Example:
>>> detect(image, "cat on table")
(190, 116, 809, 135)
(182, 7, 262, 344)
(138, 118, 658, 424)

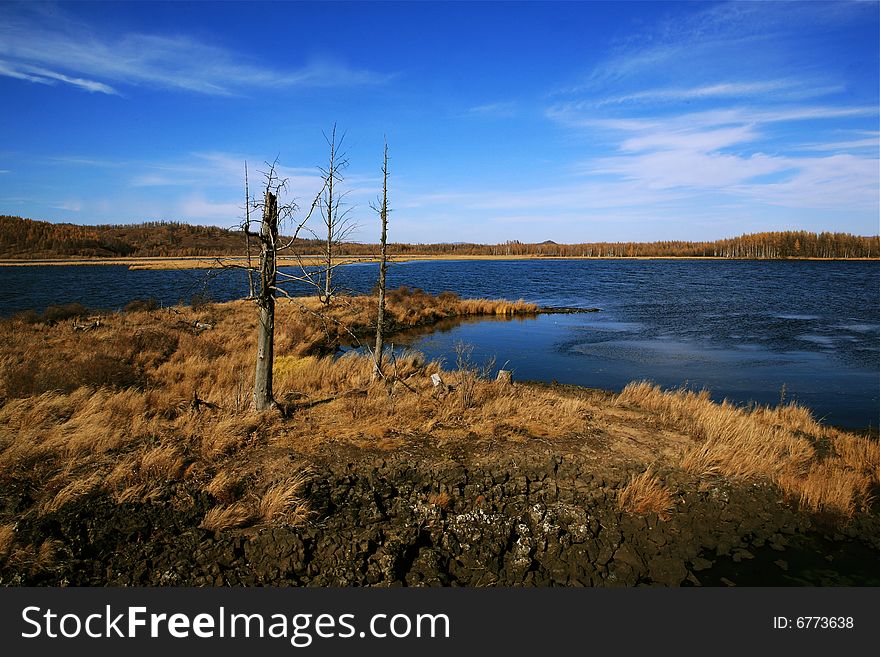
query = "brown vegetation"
(0, 288, 543, 542)
(0, 288, 876, 563)
(617, 469, 675, 520)
(616, 381, 878, 516)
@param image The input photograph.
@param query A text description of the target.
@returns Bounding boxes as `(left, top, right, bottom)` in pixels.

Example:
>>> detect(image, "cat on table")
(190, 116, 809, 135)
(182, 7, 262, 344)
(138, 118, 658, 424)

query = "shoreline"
(1, 254, 878, 270)
(1, 295, 875, 433)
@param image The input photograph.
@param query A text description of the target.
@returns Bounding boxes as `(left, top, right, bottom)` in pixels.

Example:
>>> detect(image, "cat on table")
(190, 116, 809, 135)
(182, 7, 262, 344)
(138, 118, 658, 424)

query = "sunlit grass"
(0, 288, 875, 533)
(618, 469, 675, 520)
(616, 381, 878, 516)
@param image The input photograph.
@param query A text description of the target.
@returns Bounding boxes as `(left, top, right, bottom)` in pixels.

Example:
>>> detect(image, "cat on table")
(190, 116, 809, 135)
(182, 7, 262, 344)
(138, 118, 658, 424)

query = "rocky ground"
(4, 439, 878, 587)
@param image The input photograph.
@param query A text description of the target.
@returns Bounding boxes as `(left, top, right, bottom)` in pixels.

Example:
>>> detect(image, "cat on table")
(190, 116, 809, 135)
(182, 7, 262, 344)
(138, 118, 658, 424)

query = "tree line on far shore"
(0, 214, 876, 260)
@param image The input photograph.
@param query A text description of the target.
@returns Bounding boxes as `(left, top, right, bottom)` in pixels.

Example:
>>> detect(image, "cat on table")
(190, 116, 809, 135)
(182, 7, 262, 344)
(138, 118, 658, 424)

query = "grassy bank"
(0, 289, 877, 574)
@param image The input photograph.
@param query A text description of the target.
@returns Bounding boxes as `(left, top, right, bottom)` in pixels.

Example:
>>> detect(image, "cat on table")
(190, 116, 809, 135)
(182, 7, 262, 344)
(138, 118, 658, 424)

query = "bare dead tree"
(252, 174, 281, 410)
(372, 139, 390, 380)
(230, 135, 384, 410)
(245, 160, 305, 411)
(312, 124, 357, 305)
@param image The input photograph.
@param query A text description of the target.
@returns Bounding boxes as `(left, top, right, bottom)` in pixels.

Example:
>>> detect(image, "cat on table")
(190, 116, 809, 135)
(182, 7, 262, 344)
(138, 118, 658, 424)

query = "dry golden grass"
(269, 357, 597, 450)
(428, 491, 452, 509)
(0, 289, 558, 533)
(259, 475, 311, 526)
(140, 445, 186, 480)
(618, 469, 675, 520)
(200, 503, 254, 532)
(0, 289, 546, 529)
(2, 538, 62, 575)
(616, 381, 878, 516)
(0, 288, 875, 534)
(832, 433, 880, 481)
(779, 462, 873, 517)
(39, 471, 104, 516)
(35, 539, 61, 571)
(0, 523, 14, 559)
(205, 469, 242, 504)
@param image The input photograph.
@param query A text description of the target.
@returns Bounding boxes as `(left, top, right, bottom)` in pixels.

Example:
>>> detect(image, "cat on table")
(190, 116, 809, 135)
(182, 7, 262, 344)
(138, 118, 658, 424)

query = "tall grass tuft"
(616, 381, 878, 517)
(200, 503, 254, 532)
(0, 523, 14, 559)
(258, 475, 311, 526)
(618, 469, 675, 520)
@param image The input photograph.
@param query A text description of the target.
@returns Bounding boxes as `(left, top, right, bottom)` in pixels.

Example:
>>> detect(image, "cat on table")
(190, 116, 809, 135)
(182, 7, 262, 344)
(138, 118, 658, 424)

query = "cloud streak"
(592, 80, 845, 107)
(464, 101, 518, 118)
(32, 150, 384, 230)
(0, 5, 394, 96)
(0, 59, 118, 95)
(551, 103, 879, 211)
(398, 93, 877, 236)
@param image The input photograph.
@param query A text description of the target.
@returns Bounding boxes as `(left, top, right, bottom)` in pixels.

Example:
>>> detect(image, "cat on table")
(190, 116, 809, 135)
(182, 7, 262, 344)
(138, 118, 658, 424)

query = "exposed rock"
(2, 448, 878, 587)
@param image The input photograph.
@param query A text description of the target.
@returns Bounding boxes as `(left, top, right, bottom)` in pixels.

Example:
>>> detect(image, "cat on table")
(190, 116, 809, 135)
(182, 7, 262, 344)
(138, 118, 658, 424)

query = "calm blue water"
(1, 260, 877, 427)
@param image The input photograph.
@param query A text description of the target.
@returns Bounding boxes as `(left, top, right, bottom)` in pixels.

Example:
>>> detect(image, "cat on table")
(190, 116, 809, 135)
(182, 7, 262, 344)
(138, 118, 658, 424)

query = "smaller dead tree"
(313, 124, 357, 305)
(372, 140, 390, 380)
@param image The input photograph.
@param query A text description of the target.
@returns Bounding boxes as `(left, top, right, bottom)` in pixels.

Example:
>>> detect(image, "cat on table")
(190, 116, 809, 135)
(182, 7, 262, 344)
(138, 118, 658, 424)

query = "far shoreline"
(1, 254, 878, 270)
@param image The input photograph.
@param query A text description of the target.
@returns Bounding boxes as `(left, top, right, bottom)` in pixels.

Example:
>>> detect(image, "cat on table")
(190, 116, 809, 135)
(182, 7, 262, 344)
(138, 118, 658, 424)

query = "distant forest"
(1, 215, 877, 260)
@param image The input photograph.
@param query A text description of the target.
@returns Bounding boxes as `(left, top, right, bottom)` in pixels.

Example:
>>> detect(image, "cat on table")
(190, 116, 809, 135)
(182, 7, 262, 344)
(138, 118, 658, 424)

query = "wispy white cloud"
(30, 149, 383, 231)
(0, 59, 119, 95)
(731, 154, 879, 210)
(794, 134, 880, 153)
(50, 199, 82, 212)
(596, 150, 789, 191)
(556, 103, 879, 210)
(548, 104, 876, 132)
(592, 80, 844, 107)
(45, 155, 127, 167)
(394, 91, 878, 238)
(0, 5, 394, 96)
(129, 174, 192, 188)
(44, 151, 325, 197)
(619, 125, 760, 153)
(554, 0, 873, 121)
(177, 196, 241, 222)
(576, 0, 872, 92)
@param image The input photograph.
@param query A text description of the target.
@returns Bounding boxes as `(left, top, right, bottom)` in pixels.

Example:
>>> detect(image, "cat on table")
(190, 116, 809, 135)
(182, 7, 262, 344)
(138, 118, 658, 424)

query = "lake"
(1, 259, 878, 428)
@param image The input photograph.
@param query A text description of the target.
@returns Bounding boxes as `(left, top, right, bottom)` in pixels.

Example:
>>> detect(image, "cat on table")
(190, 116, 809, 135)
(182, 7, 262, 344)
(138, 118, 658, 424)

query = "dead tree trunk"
(373, 141, 389, 380)
(253, 189, 278, 411)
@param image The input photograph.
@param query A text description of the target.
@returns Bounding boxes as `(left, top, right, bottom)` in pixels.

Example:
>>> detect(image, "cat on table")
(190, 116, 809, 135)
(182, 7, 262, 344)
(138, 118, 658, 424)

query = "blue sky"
(0, 0, 877, 243)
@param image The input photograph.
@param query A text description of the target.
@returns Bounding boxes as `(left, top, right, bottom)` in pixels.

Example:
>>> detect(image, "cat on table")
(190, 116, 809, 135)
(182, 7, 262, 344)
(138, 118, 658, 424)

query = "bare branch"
(244, 161, 256, 298)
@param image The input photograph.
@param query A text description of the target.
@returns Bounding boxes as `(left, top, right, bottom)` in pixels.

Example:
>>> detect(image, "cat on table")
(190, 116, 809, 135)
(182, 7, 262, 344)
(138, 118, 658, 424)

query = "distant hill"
(0, 216, 246, 258)
(0, 215, 877, 260)
(0, 215, 328, 259)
